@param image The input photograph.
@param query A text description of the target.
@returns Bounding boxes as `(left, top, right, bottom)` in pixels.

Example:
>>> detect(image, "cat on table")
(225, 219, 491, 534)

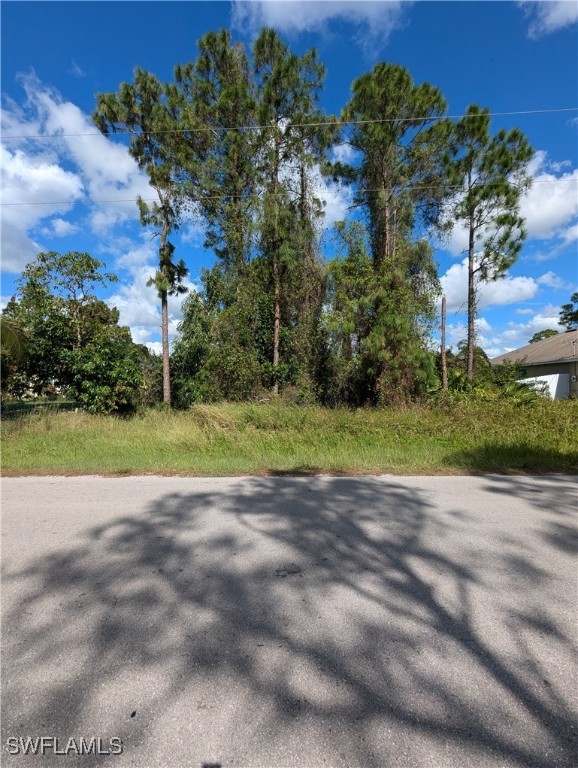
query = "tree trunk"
(467, 213, 476, 382)
(72, 307, 82, 353)
(161, 288, 171, 406)
(159, 222, 171, 407)
(271, 132, 281, 396)
(441, 294, 448, 391)
(272, 259, 280, 396)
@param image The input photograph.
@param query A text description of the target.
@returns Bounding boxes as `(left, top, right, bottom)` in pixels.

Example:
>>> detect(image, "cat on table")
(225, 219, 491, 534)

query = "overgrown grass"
(2, 400, 577, 475)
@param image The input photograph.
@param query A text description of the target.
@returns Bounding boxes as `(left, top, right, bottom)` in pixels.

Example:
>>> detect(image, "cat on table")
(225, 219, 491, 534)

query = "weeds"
(2, 400, 577, 475)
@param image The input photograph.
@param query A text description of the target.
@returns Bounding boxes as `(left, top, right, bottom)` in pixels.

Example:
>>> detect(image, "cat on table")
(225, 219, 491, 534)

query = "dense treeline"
(2, 28, 539, 413)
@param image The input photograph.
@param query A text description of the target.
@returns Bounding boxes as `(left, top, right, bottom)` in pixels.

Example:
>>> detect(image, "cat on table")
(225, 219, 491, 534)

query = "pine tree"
(447, 106, 533, 380)
(342, 62, 448, 268)
(94, 69, 190, 405)
(252, 29, 327, 395)
(337, 63, 446, 403)
(173, 30, 258, 287)
(559, 292, 578, 330)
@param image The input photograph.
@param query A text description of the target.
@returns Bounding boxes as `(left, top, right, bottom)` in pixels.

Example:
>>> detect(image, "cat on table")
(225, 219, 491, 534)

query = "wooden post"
(441, 294, 448, 391)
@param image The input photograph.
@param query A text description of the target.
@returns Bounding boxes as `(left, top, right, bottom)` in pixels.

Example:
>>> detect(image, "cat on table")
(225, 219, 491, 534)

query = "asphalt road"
(1, 475, 577, 768)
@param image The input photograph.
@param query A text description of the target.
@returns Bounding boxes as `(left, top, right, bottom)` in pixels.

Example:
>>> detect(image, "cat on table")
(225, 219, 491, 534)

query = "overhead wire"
(1, 106, 577, 141)
(2, 105, 575, 206)
(0, 177, 576, 207)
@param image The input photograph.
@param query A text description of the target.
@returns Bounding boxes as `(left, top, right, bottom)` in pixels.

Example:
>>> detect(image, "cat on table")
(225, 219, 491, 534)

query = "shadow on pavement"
(444, 442, 578, 474)
(2, 477, 576, 767)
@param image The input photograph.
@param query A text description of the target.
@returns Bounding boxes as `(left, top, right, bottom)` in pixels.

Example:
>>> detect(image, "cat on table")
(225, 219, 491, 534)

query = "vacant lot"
(2, 400, 577, 475)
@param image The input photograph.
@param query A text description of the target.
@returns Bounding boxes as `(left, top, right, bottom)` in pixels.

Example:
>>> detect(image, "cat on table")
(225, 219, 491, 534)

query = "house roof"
(491, 329, 578, 367)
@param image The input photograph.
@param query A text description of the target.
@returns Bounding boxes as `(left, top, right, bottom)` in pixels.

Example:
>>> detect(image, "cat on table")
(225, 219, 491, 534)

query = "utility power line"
(1, 107, 577, 141)
(1, 177, 575, 207)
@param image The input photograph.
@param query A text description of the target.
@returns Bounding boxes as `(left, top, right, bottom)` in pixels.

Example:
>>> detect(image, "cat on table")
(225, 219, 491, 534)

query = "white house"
(491, 329, 578, 399)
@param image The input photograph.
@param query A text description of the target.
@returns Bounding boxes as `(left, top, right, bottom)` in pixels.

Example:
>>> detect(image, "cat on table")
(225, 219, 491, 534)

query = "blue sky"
(1, 0, 577, 355)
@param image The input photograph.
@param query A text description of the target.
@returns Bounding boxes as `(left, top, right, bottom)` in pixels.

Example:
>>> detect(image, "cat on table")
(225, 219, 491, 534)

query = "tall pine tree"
(446, 106, 533, 380)
(253, 28, 327, 394)
(94, 69, 191, 405)
(338, 63, 446, 403)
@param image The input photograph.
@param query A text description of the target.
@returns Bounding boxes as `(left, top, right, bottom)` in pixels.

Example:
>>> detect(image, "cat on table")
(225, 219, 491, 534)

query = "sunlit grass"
(2, 400, 577, 475)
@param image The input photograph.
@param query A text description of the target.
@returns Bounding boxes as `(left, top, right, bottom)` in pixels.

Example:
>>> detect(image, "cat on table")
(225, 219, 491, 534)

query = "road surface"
(1, 475, 577, 767)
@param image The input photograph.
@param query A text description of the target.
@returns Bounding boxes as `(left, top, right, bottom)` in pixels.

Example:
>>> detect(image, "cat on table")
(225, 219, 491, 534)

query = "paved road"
(1, 475, 577, 768)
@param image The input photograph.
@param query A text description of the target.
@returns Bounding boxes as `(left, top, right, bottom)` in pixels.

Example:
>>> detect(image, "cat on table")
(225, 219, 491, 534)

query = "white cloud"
(485, 304, 565, 355)
(144, 341, 163, 356)
(521, 152, 578, 240)
(0, 143, 84, 271)
(179, 218, 205, 247)
(316, 176, 353, 229)
(1, 76, 198, 350)
(445, 318, 493, 350)
(444, 320, 467, 349)
(516, 308, 535, 315)
(444, 305, 565, 357)
(480, 275, 539, 308)
(476, 316, 492, 335)
(559, 221, 578, 245)
(1, 73, 154, 263)
(0, 74, 161, 275)
(68, 61, 86, 79)
(279, 157, 353, 230)
(104, 237, 197, 347)
(22, 76, 153, 232)
(50, 218, 78, 237)
(231, 0, 411, 54)
(107, 265, 162, 331)
(537, 270, 571, 290)
(440, 256, 539, 313)
(442, 218, 469, 257)
(518, 0, 578, 38)
(332, 142, 358, 164)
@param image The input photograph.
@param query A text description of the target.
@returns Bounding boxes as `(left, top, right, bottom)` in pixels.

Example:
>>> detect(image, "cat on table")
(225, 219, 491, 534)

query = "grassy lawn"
(2, 400, 577, 476)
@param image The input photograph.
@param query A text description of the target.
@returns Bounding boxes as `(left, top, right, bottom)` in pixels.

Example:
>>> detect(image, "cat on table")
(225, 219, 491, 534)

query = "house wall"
(524, 373, 569, 399)
(521, 361, 578, 399)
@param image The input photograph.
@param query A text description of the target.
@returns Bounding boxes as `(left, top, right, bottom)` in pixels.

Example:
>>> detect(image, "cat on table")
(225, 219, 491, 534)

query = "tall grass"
(2, 400, 577, 475)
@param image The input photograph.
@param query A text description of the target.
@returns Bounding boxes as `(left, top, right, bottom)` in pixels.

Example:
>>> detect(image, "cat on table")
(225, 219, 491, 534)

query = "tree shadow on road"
(2, 477, 576, 767)
(444, 442, 578, 474)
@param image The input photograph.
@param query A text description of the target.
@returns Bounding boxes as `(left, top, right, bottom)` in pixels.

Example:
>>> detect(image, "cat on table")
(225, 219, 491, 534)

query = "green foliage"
(340, 62, 449, 266)
(436, 342, 543, 405)
(174, 29, 257, 276)
(171, 292, 213, 407)
(75, 33, 540, 410)
(559, 292, 578, 330)
(3, 252, 145, 414)
(71, 327, 143, 415)
(4, 401, 577, 476)
(322, 221, 374, 404)
(252, 28, 331, 394)
(361, 256, 440, 406)
(0, 317, 27, 360)
(529, 329, 559, 343)
(1, 317, 29, 400)
(321, 222, 440, 406)
(326, 63, 445, 405)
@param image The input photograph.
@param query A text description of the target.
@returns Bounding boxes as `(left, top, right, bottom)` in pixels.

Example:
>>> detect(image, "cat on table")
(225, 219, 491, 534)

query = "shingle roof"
(491, 329, 578, 366)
